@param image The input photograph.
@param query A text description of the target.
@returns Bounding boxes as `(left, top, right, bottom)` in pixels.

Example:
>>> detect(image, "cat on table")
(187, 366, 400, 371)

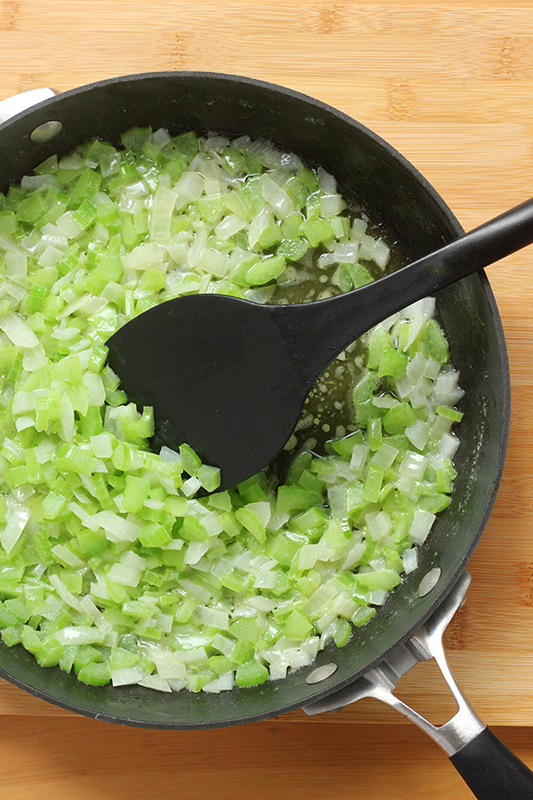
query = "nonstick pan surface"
(0, 72, 510, 728)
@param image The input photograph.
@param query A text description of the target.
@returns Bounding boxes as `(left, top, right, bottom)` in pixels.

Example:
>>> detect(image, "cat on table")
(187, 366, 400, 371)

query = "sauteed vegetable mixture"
(0, 128, 463, 692)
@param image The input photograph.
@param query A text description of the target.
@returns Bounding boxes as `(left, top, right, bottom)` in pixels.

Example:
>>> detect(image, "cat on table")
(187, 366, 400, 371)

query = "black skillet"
(0, 73, 526, 798)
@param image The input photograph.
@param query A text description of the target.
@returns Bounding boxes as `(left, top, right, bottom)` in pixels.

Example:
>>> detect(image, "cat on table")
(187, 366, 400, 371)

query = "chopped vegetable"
(0, 128, 463, 694)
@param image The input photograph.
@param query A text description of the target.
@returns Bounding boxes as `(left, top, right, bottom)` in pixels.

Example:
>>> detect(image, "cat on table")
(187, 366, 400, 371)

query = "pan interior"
(0, 73, 509, 728)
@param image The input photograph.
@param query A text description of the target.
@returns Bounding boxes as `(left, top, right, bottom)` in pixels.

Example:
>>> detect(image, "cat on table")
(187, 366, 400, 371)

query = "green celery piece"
(172, 131, 200, 158)
(333, 618, 352, 647)
(302, 218, 334, 247)
(244, 255, 285, 286)
(420, 494, 451, 513)
(284, 179, 309, 209)
(425, 319, 450, 363)
(349, 263, 373, 287)
(280, 211, 304, 238)
(55, 444, 96, 476)
(325, 519, 350, 552)
(84, 249, 124, 292)
(173, 596, 198, 624)
(197, 195, 224, 225)
(352, 606, 376, 627)
(286, 451, 313, 483)
(437, 405, 464, 423)
(355, 570, 401, 592)
(120, 127, 152, 153)
(290, 506, 328, 536)
(276, 485, 323, 515)
(197, 464, 221, 493)
(58, 645, 77, 673)
(229, 617, 259, 645)
(436, 465, 454, 493)
(41, 492, 68, 520)
(257, 223, 282, 249)
(235, 660, 269, 687)
(367, 417, 383, 451)
(140, 269, 166, 293)
(21, 624, 42, 655)
(0, 210, 17, 236)
(230, 641, 255, 665)
(268, 533, 301, 567)
(277, 238, 308, 261)
(138, 522, 171, 548)
(331, 265, 352, 293)
(0, 603, 17, 629)
(68, 169, 102, 208)
(284, 609, 313, 642)
(123, 475, 151, 513)
(73, 198, 97, 229)
(271, 571, 291, 597)
(367, 326, 393, 370)
(0, 577, 24, 599)
(179, 444, 201, 477)
(234, 507, 266, 543)
(237, 484, 268, 505)
(379, 348, 408, 379)
(299, 166, 319, 191)
(76, 530, 108, 559)
(17, 192, 47, 225)
(207, 491, 232, 512)
(32, 266, 58, 289)
(188, 671, 216, 693)
(24, 284, 47, 314)
(221, 146, 245, 174)
(207, 655, 233, 675)
(383, 403, 417, 434)
(297, 466, 325, 494)
(353, 371, 378, 406)
(35, 636, 64, 667)
(77, 661, 112, 686)
(73, 645, 104, 674)
(296, 570, 322, 597)
(4, 598, 31, 623)
(1, 624, 23, 647)
(179, 516, 209, 542)
(362, 464, 385, 504)
(221, 571, 244, 593)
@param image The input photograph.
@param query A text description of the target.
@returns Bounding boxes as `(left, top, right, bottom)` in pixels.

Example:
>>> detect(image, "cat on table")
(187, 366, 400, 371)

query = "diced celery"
(77, 661, 112, 686)
(235, 660, 269, 687)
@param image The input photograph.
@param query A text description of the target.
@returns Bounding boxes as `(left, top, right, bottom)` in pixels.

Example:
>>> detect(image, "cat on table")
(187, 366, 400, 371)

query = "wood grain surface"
(1, 0, 533, 797)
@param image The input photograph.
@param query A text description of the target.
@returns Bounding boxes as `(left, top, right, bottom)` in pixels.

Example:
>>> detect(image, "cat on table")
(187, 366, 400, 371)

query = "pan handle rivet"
(30, 120, 63, 143)
(306, 663, 338, 684)
(418, 567, 442, 597)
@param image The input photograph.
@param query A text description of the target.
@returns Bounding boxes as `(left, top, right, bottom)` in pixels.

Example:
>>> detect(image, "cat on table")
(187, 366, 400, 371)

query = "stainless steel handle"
(303, 571, 484, 755)
(304, 571, 533, 799)
(0, 87, 58, 124)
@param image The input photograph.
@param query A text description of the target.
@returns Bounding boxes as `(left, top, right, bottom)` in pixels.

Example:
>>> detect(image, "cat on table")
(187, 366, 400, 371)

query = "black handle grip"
(450, 727, 533, 800)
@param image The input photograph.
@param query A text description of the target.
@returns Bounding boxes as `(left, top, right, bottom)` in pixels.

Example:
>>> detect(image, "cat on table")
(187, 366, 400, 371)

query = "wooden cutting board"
(0, 0, 533, 797)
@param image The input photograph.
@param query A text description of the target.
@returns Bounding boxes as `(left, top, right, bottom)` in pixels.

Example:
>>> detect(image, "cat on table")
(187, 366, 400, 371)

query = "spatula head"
(106, 295, 310, 492)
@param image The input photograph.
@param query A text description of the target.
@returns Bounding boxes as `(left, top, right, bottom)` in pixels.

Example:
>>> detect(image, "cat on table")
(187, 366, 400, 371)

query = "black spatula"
(106, 197, 533, 492)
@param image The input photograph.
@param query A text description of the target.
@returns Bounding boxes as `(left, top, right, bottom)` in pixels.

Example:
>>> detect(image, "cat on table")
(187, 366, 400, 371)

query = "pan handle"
(450, 727, 533, 800)
(303, 572, 533, 799)
(0, 87, 58, 124)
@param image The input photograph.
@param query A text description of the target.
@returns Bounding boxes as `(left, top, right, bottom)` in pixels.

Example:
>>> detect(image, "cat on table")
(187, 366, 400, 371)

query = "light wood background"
(1, 1, 533, 798)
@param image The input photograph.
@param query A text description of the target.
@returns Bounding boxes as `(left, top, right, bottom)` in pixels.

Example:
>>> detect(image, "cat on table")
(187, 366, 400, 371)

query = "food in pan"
(0, 128, 463, 692)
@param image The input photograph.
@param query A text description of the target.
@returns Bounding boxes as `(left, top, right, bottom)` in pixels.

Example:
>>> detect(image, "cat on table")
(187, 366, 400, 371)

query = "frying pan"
(0, 73, 527, 799)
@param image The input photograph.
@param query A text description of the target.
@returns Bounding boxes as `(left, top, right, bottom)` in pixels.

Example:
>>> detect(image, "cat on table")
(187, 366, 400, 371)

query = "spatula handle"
(287, 196, 533, 383)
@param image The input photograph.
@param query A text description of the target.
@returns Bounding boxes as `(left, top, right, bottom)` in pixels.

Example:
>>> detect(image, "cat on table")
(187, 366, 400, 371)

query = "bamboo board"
(0, 1, 533, 797)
